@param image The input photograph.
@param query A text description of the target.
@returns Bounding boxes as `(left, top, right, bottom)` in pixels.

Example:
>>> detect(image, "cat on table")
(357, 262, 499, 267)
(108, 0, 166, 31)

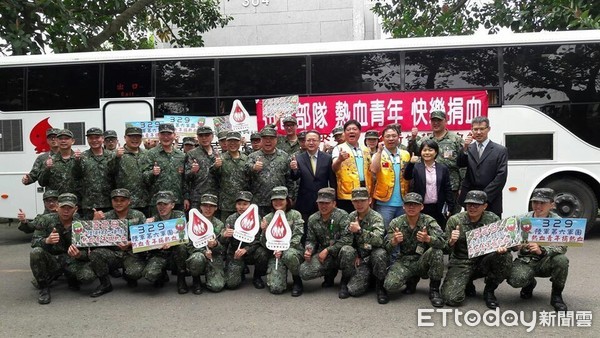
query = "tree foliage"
(0, 0, 232, 55)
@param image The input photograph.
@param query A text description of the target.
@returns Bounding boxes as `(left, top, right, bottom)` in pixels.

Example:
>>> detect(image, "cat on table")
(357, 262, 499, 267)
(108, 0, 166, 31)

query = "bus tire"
(543, 178, 598, 235)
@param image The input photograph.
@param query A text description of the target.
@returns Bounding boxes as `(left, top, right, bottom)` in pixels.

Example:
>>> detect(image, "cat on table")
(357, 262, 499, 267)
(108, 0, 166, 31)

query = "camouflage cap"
(260, 127, 277, 138)
(125, 126, 143, 136)
(217, 130, 229, 140)
(201, 194, 218, 206)
(86, 127, 103, 136)
(282, 116, 297, 125)
(332, 127, 344, 136)
(236, 191, 253, 202)
(365, 130, 379, 139)
(158, 123, 175, 133)
(111, 188, 131, 199)
(250, 132, 261, 140)
(226, 131, 242, 141)
(155, 190, 176, 204)
(403, 192, 423, 205)
(103, 130, 117, 139)
(316, 187, 336, 203)
(297, 131, 307, 140)
(58, 193, 78, 207)
(46, 128, 60, 137)
(196, 126, 213, 135)
(271, 186, 288, 200)
(182, 136, 196, 146)
(43, 190, 59, 200)
(351, 187, 370, 201)
(530, 188, 555, 203)
(430, 111, 447, 120)
(57, 129, 74, 138)
(464, 190, 487, 204)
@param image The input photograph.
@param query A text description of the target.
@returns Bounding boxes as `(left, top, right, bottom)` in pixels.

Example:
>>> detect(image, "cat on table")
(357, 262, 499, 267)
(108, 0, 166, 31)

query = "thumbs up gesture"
(191, 159, 199, 173)
(349, 217, 361, 233)
(116, 145, 125, 158)
(74, 148, 81, 160)
(464, 133, 473, 150)
(377, 142, 385, 153)
(45, 227, 60, 245)
(45, 157, 54, 168)
(93, 208, 105, 220)
(416, 226, 430, 243)
(254, 156, 264, 172)
(153, 161, 161, 176)
(17, 208, 27, 222)
(410, 155, 420, 163)
(450, 225, 461, 246)
(214, 152, 222, 168)
(339, 149, 350, 161)
(290, 154, 298, 170)
(391, 227, 403, 246)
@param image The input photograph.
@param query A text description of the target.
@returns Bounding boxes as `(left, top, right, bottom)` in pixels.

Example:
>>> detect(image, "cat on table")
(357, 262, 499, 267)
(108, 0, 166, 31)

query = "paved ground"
(1, 221, 598, 337)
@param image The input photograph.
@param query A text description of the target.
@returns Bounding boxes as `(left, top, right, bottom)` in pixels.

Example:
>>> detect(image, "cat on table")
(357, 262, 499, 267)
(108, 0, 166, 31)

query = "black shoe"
(177, 275, 189, 294)
(483, 284, 499, 309)
(321, 275, 335, 288)
(465, 281, 476, 297)
(376, 280, 389, 304)
(109, 268, 122, 278)
(126, 278, 138, 288)
(192, 277, 203, 295)
(551, 287, 568, 311)
(429, 280, 444, 308)
(338, 284, 349, 299)
(520, 279, 537, 299)
(153, 272, 169, 288)
(252, 277, 265, 289)
(90, 276, 113, 298)
(291, 276, 303, 297)
(243, 265, 250, 274)
(67, 277, 81, 291)
(402, 277, 419, 295)
(38, 287, 51, 305)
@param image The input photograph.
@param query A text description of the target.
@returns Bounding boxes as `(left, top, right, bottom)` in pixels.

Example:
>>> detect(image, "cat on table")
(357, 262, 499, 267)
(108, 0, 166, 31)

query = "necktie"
(311, 155, 317, 174)
(478, 143, 484, 158)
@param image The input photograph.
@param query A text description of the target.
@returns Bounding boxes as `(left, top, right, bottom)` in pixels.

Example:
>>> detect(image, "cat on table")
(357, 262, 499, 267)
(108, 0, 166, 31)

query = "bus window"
(156, 60, 215, 97)
(311, 52, 400, 94)
(0, 119, 23, 152)
(0, 68, 24, 111)
(405, 48, 499, 90)
(219, 57, 306, 96)
(218, 98, 258, 117)
(505, 133, 553, 160)
(155, 99, 218, 118)
(103, 62, 152, 98)
(64, 122, 86, 146)
(27, 64, 99, 110)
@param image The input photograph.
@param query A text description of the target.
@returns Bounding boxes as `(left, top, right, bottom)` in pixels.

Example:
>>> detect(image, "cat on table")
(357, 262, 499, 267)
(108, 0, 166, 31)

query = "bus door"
(101, 98, 154, 136)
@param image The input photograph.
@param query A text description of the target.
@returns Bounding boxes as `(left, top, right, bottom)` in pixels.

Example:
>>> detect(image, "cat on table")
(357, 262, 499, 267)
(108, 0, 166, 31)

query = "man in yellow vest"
(332, 120, 373, 213)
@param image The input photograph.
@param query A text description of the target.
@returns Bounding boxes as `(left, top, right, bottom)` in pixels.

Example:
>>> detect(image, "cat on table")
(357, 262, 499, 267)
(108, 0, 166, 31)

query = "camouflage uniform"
(276, 136, 300, 156)
(38, 150, 80, 197)
(299, 208, 351, 281)
(223, 212, 269, 289)
(73, 148, 116, 216)
(383, 213, 445, 292)
(25, 150, 58, 185)
(339, 208, 387, 296)
(184, 146, 220, 205)
(441, 210, 512, 306)
(246, 149, 293, 215)
(30, 213, 95, 286)
(261, 209, 304, 294)
(142, 146, 186, 205)
(18, 190, 59, 234)
(216, 151, 248, 222)
(114, 146, 149, 211)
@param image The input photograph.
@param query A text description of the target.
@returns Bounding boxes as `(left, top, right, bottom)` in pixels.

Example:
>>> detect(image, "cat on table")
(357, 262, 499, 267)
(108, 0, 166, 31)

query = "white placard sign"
(233, 204, 261, 243)
(187, 208, 215, 249)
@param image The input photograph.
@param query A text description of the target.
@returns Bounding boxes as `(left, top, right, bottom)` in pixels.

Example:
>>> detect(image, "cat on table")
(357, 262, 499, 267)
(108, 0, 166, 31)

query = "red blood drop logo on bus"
(270, 217, 287, 239)
(30, 117, 54, 154)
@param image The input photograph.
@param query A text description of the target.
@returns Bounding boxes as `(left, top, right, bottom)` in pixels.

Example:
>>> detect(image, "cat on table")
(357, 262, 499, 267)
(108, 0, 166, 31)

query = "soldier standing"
(22, 128, 60, 186)
(73, 127, 116, 219)
(215, 131, 248, 223)
(103, 130, 119, 151)
(181, 136, 197, 153)
(38, 129, 80, 197)
(269, 115, 300, 155)
(17, 190, 59, 234)
(383, 193, 445, 307)
(299, 188, 351, 289)
(338, 187, 388, 304)
(114, 126, 149, 216)
(507, 188, 569, 311)
(245, 132, 262, 154)
(364, 130, 379, 157)
(442, 190, 512, 309)
(30, 193, 95, 304)
(217, 130, 229, 153)
(184, 126, 221, 211)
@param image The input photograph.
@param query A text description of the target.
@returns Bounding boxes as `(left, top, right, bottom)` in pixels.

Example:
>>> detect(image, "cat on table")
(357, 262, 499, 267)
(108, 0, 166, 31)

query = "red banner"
(256, 90, 488, 134)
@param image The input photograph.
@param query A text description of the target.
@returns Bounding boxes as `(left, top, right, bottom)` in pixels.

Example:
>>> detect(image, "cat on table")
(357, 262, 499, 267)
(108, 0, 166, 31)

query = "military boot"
(177, 274, 189, 294)
(291, 275, 303, 297)
(483, 283, 500, 309)
(67, 276, 81, 291)
(402, 276, 419, 295)
(338, 276, 350, 299)
(376, 279, 389, 304)
(550, 286, 568, 311)
(90, 275, 113, 298)
(192, 276, 203, 295)
(38, 282, 51, 305)
(252, 265, 266, 289)
(429, 280, 444, 307)
(321, 272, 336, 288)
(520, 279, 537, 299)
(465, 280, 476, 297)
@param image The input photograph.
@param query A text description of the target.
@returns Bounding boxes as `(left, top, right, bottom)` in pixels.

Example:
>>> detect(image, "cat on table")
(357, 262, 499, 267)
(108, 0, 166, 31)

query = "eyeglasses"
(472, 127, 489, 132)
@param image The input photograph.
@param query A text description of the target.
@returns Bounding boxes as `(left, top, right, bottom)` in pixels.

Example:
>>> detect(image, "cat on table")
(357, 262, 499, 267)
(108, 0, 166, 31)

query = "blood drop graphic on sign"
(187, 208, 214, 248)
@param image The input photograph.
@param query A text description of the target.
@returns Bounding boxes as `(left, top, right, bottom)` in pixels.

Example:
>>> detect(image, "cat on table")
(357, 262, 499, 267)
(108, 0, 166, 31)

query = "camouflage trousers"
(442, 252, 512, 306)
(123, 252, 168, 283)
(339, 246, 388, 297)
(507, 254, 569, 289)
(299, 255, 339, 281)
(30, 247, 95, 285)
(384, 248, 444, 293)
(186, 253, 225, 292)
(89, 248, 124, 277)
(225, 246, 269, 289)
(266, 248, 303, 294)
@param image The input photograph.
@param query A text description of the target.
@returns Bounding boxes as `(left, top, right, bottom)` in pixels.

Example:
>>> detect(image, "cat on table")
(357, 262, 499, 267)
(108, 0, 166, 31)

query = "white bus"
(1, 30, 599, 232)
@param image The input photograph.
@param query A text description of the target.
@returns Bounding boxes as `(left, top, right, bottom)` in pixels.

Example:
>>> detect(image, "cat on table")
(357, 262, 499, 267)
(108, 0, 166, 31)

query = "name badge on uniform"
(443, 147, 453, 159)
(415, 245, 425, 255)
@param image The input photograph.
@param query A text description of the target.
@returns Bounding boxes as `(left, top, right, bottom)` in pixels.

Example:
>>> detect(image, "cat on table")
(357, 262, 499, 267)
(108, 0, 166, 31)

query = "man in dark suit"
(290, 130, 336, 243)
(457, 116, 508, 217)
